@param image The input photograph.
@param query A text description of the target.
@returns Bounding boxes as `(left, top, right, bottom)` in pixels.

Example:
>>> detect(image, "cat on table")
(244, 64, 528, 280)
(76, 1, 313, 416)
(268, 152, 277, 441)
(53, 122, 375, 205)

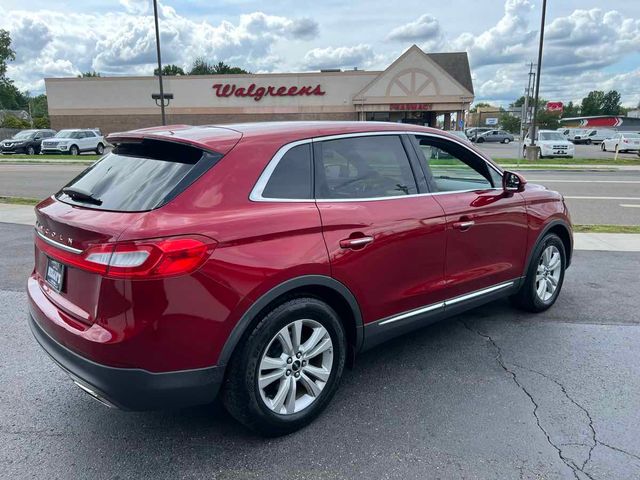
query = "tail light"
(36, 235, 216, 279)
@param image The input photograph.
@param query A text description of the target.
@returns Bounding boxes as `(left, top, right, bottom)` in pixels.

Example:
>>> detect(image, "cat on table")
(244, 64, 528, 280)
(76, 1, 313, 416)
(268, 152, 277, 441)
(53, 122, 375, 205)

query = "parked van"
(572, 129, 617, 145)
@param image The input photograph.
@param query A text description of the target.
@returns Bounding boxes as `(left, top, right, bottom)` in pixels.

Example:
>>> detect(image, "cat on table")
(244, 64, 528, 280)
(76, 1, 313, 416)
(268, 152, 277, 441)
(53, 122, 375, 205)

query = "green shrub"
(33, 116, 50, 128)
(1, 115, 30, 128)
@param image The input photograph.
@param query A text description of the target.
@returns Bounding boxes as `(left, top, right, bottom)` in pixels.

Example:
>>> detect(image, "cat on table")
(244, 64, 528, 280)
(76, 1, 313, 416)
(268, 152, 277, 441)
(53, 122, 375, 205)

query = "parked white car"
(40, 129, 105, 155)
(523, 130, 575, 158)
(601, 132, 640, 153)
(572, 128, 617, 145)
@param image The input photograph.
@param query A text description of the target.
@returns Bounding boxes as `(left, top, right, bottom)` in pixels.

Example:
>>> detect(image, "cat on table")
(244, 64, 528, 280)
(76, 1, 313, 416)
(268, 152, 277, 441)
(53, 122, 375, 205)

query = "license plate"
(45, 257, 65, 292)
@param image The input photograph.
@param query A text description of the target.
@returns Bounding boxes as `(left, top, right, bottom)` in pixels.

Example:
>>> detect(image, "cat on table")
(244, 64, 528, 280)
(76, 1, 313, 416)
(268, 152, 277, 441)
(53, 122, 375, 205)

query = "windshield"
(539, 132, 565, 141)
(12, 130, 36, 140)
(54, 130, 80, 139)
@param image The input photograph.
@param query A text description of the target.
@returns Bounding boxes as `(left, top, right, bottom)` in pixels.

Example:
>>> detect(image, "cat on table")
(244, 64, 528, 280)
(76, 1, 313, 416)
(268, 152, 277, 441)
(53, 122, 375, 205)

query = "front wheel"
(222, 297, 347, 436)
(477, 137, 485, 143)
(586, 139, 592, 145)
(69, 145, 79, 156)
(26, 145, 36, 155)
(601, 143, 606, 151)
(511, 233, 566, 312)
(503, 138, 511, 144)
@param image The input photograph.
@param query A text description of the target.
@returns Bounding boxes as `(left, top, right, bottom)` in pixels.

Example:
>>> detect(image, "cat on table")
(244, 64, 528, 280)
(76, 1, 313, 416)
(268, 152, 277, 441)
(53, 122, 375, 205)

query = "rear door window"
(57, 139, 222, 212)
(314, 135, 418, 199)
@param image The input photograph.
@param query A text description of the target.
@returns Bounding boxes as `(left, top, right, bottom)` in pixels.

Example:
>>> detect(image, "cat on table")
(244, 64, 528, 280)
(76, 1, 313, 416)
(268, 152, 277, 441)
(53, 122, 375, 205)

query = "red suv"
(28, 122, 572, 435)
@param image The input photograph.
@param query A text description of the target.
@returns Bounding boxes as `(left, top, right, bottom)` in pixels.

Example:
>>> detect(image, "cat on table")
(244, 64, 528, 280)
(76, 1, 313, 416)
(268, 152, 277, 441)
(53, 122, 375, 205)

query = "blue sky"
(2, 0, 639, 107)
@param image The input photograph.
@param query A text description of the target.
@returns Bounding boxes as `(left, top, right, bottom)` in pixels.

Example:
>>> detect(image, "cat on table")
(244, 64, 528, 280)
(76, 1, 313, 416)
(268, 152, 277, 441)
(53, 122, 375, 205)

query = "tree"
(511, 96, 547, 109)
(580, 90, 605, 116)
(0, 79, 28, 110)
(499, 112, 520, 133)
(1, 115, 30, 128)
(469, 102, 493, 113)
(536, 109, 561, 130)
(0, 29, 16, 79)
(154, 64, 185, 76)
(602, 90, 622, 115)
(188, 58, 249, 75)
(77, 71, 101, 78)
(212, 61, 249, 74)
(562, 101, 580, 118)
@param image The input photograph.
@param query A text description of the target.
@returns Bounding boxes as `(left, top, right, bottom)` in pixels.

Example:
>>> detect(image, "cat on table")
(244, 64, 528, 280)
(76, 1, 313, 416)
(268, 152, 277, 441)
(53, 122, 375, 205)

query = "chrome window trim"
(34, 229, 83, 254)
(249, 130, 504, 203)
(374, 280, 516, 327)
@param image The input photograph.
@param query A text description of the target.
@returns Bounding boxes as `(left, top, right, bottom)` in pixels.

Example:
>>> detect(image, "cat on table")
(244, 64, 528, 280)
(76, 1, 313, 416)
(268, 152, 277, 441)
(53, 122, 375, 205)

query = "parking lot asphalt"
(1, 222, 639, 479)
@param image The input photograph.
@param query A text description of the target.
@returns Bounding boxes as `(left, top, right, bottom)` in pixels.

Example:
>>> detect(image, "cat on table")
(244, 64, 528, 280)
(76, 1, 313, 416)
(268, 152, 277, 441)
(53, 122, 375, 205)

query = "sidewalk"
(2, 203, 639, 252)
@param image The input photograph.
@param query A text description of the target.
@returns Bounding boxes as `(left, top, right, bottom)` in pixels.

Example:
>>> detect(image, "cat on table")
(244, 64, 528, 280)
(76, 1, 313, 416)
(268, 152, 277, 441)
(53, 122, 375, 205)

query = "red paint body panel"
(28, 122, 572, 379)
(431, 189, 529, 297)
(317, 196, 447, 324)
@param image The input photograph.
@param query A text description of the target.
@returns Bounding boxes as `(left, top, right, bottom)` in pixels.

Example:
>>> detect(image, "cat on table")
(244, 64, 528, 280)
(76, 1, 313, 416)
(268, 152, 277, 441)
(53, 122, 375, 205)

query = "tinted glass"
(262, 144, 312, 199)
(412, 135, 495, 192)
(57, 139, 222, 212)
(315, 135, 417, 199)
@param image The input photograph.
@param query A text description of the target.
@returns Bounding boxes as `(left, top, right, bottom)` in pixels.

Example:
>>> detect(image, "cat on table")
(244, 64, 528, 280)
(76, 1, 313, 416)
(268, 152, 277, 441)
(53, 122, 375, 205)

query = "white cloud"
(450, 0, 536, 68)
(302, 44, 377, 70)
(0, 3, 319, 91)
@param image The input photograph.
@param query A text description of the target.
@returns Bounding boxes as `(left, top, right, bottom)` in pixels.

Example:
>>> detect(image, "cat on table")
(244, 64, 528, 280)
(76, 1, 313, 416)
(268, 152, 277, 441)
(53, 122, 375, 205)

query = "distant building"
(45, 45, 474, 134)
(560, 115, 640, 132)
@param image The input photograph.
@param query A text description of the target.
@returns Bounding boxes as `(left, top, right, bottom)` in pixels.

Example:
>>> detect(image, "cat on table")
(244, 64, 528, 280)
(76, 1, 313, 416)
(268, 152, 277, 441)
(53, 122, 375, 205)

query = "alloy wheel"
(258, 319, 333, 415)
(535, 245, 562, 302)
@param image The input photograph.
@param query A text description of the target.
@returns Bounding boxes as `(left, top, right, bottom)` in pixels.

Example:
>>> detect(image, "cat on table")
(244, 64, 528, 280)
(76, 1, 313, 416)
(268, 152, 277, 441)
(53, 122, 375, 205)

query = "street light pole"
(152, 0, 166, 125)
(530, 0, 547, 148)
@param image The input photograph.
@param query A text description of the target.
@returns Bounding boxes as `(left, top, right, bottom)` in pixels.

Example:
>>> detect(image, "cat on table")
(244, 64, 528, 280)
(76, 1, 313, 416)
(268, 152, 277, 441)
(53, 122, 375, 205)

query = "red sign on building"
(389, 103, 433, 111)
(212, 83, 325, 102)
(546, 101, 564, 112)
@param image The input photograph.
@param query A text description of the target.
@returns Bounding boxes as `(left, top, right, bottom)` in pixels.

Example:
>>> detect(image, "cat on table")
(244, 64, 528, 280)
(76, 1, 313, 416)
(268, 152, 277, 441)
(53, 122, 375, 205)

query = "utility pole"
(527, 0, 547, 159)
(152, 0, 166, 125)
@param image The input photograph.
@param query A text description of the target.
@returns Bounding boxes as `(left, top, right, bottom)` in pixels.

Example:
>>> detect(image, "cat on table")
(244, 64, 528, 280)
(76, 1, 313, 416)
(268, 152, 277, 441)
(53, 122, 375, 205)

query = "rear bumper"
(29, 312, 223, 410)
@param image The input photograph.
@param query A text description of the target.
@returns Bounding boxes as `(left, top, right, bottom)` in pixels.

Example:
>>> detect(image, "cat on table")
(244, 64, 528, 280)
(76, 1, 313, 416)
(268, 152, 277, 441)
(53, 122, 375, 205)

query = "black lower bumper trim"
(29, 313, 223, 411)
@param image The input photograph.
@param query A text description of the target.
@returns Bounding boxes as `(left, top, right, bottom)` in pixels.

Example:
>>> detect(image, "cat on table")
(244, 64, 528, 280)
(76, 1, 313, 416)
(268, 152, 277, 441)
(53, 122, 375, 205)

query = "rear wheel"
(222, 297, 346, 436)
(95, 143, 105, 155)
(477, 137, 485, 143)
(511, 233, 566, 312)
(503, 138, 511, 144)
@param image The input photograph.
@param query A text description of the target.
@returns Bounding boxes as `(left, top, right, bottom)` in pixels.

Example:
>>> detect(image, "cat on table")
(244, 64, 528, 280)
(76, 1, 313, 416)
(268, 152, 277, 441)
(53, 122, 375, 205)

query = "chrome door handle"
(453, 220, 475, 231)
(339, 236, 374, 249)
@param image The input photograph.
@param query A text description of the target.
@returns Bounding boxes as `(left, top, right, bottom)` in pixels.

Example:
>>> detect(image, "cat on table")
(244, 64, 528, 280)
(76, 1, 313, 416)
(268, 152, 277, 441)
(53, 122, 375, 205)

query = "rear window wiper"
(61, 187, 103, 206)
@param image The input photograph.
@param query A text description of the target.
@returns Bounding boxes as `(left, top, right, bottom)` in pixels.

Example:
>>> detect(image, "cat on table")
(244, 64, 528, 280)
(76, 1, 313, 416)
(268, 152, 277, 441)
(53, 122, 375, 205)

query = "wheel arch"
(217, 275, 364, 369)
(524, 219, 573, 275)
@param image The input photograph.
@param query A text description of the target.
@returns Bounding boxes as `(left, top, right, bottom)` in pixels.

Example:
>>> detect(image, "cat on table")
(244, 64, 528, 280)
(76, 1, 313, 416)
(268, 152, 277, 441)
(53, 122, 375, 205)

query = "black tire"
(586, 139, 592, 145)
(477, 137, 485, 143)
(222, 297, 347, 436)
(69, 145, 79, 156)
(601, 143, 606, 152)
(95, 143, 105, 155)
(26, 145, 36, 155)
(538, 148, 544, 159)
(511, 233, 566, 313)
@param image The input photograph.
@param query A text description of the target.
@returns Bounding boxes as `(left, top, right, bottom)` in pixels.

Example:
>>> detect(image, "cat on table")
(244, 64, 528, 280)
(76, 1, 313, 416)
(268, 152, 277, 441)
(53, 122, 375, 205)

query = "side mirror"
(502, 170, 526, 192)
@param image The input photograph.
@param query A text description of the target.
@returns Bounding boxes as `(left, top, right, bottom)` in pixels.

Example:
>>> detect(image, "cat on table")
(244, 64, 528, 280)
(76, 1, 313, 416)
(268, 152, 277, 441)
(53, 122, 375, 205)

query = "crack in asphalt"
(511, 364, 597, 471)
(460, 320, 596, 480)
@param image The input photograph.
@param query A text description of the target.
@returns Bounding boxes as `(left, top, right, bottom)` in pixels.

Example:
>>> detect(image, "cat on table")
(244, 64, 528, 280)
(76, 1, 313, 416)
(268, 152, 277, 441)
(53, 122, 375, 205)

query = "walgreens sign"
(212, 83, 326, 101)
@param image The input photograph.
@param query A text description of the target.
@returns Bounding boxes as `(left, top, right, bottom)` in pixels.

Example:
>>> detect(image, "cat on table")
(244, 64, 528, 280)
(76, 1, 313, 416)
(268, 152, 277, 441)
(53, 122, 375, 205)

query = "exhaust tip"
(73, 380, 116, 408)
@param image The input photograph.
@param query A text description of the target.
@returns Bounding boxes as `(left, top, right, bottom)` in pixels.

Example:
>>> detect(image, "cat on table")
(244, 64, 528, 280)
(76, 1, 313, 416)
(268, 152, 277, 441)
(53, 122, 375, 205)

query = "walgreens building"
(45, 46, 474, 134)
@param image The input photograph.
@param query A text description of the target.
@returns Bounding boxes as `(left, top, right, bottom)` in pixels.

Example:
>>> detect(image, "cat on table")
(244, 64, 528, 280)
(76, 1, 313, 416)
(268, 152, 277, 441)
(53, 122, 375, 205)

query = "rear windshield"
(56, 139, 222, 212)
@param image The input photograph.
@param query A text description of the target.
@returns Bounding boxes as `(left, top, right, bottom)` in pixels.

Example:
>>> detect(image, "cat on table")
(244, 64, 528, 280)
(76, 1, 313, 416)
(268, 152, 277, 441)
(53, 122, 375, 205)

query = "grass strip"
(0, 195, 40, 206)
(574, 224, 640, 234)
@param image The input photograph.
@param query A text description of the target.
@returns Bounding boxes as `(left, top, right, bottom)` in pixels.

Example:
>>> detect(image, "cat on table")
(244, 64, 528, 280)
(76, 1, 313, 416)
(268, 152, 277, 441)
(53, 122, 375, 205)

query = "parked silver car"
(474, 129, 515, 144)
